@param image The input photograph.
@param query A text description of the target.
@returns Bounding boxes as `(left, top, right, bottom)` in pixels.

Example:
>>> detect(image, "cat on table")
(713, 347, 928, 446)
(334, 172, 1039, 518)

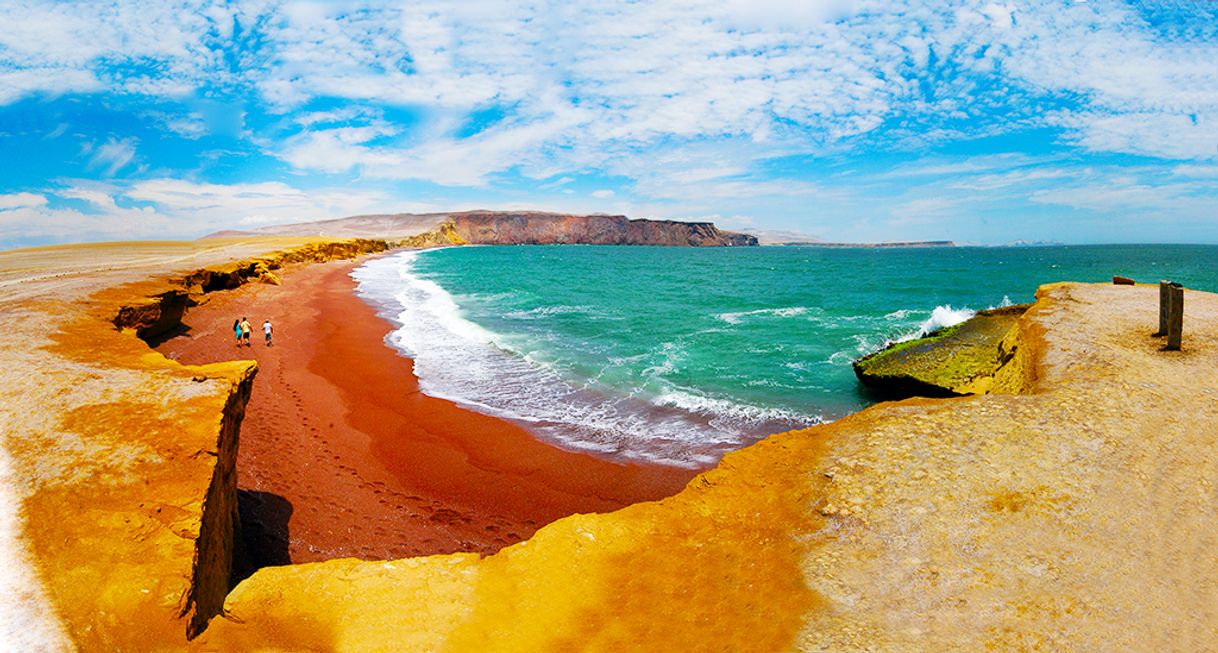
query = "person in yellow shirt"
(239, 317, 252, 346)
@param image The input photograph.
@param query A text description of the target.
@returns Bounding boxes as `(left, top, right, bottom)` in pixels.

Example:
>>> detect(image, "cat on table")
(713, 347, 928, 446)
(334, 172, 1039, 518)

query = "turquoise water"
(354, 244, 1218, 467)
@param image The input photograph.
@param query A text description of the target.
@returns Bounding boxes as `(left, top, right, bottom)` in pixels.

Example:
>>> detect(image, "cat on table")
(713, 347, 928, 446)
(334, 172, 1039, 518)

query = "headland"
(154, 258, 693, 565)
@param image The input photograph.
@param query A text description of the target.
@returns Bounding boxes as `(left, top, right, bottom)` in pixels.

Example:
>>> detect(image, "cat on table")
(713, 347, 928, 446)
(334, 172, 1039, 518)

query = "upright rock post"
(1166, 283, 1184, 351)
(1155, 280, 1170, 337)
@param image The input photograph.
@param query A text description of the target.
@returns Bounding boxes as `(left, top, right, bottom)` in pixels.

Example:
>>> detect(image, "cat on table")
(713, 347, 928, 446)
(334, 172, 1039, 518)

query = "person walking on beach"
(233, 318, 242, 347)
(240, 317, 252, 346)
(263, 319, 273, 347)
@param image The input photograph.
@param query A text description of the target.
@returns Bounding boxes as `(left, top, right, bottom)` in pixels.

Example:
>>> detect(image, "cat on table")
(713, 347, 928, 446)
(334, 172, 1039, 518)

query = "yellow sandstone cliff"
(2, 241, 1217, 652)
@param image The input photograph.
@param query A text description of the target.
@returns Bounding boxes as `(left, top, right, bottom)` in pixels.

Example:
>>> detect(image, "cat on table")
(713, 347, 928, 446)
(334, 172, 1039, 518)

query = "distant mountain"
(205, 210, 758, 247)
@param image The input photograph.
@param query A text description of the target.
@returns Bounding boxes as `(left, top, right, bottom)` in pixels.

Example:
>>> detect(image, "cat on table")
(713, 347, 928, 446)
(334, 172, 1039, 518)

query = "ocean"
(353, 244, 1218, 468)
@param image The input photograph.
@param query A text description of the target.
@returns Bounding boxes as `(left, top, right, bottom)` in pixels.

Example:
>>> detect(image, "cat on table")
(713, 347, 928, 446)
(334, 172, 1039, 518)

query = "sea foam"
(716, 306, 811, 325)
(353, 251, 815, 468)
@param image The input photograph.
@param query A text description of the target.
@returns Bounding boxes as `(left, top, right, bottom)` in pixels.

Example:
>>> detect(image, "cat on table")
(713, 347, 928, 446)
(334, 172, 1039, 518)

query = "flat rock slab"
(853, 304, 1029, 398)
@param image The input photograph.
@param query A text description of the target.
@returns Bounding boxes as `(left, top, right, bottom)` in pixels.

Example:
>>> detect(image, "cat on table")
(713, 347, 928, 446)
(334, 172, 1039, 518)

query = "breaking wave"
(353, 251, 817, 468)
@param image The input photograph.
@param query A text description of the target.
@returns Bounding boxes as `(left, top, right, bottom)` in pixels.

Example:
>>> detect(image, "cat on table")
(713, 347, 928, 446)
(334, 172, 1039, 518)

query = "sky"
(0, 0, 1215, 249)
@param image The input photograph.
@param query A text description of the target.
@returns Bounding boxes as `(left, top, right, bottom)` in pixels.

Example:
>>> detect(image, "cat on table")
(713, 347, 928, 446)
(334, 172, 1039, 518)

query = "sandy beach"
(155, 256, 696, 567)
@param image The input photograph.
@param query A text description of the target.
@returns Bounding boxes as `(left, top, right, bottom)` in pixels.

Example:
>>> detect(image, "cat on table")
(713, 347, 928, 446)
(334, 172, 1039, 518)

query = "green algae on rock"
(853, 304, 1030, 399)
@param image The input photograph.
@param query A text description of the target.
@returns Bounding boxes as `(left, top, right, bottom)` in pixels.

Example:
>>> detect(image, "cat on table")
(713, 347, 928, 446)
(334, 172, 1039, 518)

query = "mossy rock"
(853, 304, 1029, 399)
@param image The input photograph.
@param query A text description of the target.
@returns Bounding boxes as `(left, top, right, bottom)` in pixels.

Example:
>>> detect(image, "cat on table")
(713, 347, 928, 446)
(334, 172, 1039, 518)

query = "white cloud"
(85, 138, 138, 177)
(1030, 180, 1218, 217)
(1052, 112, 1216, 160)
(0, 193, 47, 211)
(124, 178, 389, 225)
(1, 0, 1214, 176)
(0, 2, 231, 102)
(0, 196, 167, 247)
(1173, 164, 1218, 178)
(59, 188, 120, 211)
(0, 0, 1215, 245)
(590, 189, 614, 199)
(0, 178, 401, 248)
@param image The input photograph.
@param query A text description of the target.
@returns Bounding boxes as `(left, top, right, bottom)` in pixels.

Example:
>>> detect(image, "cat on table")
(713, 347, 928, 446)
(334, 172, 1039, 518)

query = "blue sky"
(0, 0, 1215, 249)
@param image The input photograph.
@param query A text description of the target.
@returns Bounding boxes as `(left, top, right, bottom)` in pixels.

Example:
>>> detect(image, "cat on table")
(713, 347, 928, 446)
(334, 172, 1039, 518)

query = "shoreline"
(155, 256, 696, 565)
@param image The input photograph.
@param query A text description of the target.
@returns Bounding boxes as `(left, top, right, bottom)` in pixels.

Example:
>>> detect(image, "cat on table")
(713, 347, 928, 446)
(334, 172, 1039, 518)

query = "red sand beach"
(156, 257, 696, 566)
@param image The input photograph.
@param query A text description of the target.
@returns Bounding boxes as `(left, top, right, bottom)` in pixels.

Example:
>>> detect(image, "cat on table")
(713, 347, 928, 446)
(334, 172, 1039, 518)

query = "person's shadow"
(231, 489, 293, 587)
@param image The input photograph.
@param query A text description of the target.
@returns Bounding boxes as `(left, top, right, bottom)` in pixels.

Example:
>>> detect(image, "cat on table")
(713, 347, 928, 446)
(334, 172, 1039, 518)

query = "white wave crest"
(717, 306, 809, 325)
(503, 305, 593, 320)
(353, 251, 816, 468)
(654, 386, 821, 432)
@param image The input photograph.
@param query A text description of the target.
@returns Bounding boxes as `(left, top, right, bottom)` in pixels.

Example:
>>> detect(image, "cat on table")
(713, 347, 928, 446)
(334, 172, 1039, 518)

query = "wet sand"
(156, 257, 696, 566)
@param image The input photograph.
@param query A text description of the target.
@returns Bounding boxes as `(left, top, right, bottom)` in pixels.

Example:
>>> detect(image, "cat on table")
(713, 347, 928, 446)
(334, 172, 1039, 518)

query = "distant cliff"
(206, 210, 757, 247)
(450, 211, 755, 246)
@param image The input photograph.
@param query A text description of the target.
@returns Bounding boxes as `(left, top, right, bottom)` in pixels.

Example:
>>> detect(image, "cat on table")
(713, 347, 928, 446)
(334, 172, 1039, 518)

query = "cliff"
(853, 304, 1030, 398)
(5, 242, 1218, 651)
(0, 237, 390, 650)
(448, 211, 755, 246)
(205, 210, 757, 247)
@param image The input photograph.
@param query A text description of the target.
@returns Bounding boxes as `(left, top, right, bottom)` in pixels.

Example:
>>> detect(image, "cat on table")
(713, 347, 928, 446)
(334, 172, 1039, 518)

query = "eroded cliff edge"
(0, 238, 391, 650)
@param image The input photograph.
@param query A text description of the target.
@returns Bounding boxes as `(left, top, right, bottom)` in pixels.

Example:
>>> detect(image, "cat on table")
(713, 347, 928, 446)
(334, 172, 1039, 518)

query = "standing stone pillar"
(1165, 284, 1184, 351)
(1155, 280, 1170, 337)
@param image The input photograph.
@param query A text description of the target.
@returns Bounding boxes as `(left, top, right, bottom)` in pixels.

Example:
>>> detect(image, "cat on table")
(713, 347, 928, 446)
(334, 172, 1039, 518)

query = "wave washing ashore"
(355, 244, 1218, 468)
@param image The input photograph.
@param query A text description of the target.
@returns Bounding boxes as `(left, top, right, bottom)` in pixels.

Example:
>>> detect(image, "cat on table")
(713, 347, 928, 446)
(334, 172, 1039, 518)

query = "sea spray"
(915, 305, 976, 337)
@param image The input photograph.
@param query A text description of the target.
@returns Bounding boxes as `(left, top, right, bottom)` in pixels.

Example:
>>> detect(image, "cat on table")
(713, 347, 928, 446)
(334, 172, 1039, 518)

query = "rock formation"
(852, 304, 1030, 398)
(0, 237, 390, 650)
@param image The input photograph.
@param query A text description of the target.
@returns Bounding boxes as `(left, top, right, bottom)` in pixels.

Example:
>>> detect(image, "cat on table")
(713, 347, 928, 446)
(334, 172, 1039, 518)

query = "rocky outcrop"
(113, 239, 392, 342)
(0, 237, 393, 650)
(852, 304, 1030, 398)
(448, 211, 756, 246)
(205, 211, 757, 247)
(397, 220, 467, 248)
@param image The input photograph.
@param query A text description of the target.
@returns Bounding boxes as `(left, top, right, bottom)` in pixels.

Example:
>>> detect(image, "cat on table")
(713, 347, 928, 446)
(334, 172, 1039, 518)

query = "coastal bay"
(155, 257, 695, 565)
